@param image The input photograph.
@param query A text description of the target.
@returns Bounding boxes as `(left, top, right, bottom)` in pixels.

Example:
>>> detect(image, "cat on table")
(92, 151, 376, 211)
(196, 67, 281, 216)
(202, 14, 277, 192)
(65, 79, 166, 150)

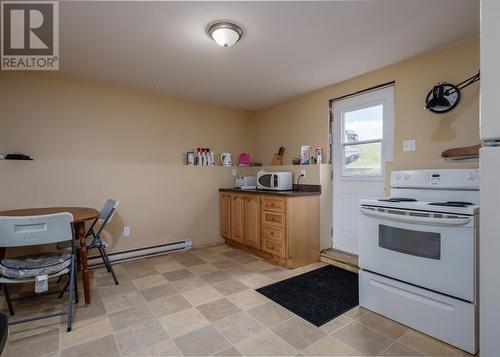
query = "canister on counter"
(316, 147, 323, 164)
(187, 151, 195, 166)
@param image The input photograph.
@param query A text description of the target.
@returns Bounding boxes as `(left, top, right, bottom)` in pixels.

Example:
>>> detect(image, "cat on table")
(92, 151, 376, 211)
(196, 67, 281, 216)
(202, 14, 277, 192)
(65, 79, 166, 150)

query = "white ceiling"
(59, 1, 479, 110)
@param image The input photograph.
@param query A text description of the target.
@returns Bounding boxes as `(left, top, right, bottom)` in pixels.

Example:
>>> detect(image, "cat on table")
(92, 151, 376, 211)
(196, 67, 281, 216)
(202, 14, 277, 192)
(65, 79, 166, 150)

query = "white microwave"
(257, 171, 293, 191)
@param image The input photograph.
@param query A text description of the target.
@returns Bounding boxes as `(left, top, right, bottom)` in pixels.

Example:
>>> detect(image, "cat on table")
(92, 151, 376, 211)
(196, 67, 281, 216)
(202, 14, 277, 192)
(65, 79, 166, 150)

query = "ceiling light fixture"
(208, 21, 243, 48)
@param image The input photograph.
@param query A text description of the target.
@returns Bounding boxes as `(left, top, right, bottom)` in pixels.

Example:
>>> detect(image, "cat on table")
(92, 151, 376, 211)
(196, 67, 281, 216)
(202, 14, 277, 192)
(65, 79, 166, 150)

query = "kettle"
(220, 153, 232, 166)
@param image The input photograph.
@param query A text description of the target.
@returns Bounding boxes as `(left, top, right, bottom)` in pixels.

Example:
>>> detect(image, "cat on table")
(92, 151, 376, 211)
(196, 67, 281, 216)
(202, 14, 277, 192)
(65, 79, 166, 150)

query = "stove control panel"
(425, 172, 445, 183)
(391, 169, 479, 189)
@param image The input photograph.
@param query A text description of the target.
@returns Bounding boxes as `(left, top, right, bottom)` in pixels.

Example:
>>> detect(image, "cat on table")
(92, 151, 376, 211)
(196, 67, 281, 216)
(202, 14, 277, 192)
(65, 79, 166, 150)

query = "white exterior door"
(332, 86, 394, 254)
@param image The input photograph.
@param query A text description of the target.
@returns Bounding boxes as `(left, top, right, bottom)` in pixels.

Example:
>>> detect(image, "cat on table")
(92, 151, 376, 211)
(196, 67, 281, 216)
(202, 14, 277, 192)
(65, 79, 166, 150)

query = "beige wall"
(0, 72, 252, 164)
(0, 72, 252, 252)
(251, 37, 480, 178)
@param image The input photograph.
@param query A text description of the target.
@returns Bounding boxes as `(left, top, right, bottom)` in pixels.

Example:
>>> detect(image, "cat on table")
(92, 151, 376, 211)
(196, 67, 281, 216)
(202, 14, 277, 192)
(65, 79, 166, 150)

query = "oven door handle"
(360, 207, 471, 226)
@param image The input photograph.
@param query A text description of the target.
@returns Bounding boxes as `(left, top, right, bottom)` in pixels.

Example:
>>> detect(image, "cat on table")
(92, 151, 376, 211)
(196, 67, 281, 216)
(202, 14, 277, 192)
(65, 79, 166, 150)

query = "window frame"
(333, 85, 394, 182)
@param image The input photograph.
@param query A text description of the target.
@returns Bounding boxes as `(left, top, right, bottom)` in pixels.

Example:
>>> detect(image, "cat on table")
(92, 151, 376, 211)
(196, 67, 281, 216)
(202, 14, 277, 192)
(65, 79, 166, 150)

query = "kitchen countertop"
(219, 184, 321, 197)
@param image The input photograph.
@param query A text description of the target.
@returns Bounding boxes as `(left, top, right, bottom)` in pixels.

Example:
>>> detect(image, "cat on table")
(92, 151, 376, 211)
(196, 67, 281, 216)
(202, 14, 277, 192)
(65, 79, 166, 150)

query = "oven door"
(359, 206, 477, 302)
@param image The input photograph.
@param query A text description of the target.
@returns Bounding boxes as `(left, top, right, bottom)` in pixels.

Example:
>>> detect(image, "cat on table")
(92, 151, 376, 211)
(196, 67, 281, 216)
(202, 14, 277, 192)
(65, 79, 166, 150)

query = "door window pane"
(344, 142, 381, 176)
(343, 104, 383, 142)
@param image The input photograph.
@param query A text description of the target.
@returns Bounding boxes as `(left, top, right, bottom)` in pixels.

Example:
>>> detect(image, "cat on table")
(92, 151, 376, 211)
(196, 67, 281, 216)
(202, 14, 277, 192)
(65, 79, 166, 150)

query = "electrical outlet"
(300, 169, 306, 178)
(403, 139, 416, 152)
(232, 168, 237, 177)
(123, 226, 131, 237)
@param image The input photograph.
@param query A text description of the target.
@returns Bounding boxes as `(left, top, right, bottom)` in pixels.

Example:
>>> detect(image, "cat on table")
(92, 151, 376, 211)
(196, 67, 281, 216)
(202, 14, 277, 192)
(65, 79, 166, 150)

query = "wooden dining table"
(0, 207, 100, 305)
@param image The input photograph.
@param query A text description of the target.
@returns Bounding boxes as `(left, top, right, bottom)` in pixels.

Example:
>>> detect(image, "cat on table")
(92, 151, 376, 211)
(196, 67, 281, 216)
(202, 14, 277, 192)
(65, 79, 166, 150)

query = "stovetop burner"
(378, 198, 418, 203)
(429, 201, 474, 208)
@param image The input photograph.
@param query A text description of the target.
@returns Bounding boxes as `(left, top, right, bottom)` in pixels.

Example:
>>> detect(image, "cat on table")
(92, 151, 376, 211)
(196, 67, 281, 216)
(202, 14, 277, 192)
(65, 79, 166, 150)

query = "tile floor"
(1, 244, 475, 356)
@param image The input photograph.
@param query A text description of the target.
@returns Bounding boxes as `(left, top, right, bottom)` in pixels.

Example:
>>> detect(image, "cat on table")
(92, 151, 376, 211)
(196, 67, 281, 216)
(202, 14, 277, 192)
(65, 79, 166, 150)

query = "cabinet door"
(244, 195, 261, 249)
(219, 192, 231, 239)
(230, 193, 245, 244)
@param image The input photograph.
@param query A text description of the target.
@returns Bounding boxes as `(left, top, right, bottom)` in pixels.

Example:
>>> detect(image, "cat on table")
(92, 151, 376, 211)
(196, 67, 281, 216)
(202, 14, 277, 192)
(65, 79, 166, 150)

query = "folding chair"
(60, 199, 119, 297)
(84, 199, 119, 285)
(0, 213, 78, 332)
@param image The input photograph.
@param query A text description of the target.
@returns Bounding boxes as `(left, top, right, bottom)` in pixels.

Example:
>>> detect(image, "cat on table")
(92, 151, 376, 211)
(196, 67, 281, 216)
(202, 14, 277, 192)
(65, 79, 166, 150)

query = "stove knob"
(467, 172, 476, 180)
(396, 174, 401, 180)
(404, 174, 410, 180)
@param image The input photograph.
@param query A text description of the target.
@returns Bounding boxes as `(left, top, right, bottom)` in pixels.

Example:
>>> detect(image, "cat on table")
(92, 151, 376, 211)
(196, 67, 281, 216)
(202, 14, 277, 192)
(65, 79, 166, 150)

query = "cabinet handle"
(233, 196, 238, 200)
(270, 203, 275, 207)
(271, 231, 274, 235)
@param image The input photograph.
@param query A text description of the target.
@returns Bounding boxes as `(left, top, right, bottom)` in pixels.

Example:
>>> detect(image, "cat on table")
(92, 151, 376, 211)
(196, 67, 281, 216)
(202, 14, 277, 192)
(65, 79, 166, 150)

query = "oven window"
(379, 225, 441, 260)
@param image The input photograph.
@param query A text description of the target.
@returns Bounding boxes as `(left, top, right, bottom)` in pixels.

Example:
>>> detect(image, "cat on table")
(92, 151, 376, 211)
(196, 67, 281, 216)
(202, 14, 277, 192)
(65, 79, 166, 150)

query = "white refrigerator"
(480, 0, 500, 356)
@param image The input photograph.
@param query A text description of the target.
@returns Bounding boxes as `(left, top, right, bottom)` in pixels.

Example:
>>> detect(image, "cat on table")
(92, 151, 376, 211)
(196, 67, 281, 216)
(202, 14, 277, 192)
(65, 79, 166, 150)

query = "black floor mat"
(256, 265, 358, 327)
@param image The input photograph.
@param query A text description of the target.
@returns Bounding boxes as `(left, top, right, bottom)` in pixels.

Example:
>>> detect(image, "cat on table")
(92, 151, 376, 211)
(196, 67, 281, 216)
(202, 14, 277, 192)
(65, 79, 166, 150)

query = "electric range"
(358, 169, 479, 354)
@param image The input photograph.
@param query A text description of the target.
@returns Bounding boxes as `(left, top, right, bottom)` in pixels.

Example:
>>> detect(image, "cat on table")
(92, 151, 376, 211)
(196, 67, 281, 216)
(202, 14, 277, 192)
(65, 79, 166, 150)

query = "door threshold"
(320, 248, 359, 273)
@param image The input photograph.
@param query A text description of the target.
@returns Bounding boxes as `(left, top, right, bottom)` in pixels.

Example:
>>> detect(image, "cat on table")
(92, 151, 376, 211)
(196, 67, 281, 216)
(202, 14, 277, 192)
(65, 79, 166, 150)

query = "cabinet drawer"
(262, 238, 285, 257)
(261, 196, 286, 212)
(262, 211, 286, 227)
(262, 226, 286, 243)
(360, 270, 477, 354)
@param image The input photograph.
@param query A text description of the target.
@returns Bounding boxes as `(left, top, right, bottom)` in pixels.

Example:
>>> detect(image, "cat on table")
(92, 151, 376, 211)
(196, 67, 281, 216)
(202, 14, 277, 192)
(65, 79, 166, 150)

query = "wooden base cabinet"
(230, 193, 245, 244)
(219, 191, 320, 269)
(244, 195, 261, 249)
(219, 192, 231, 239)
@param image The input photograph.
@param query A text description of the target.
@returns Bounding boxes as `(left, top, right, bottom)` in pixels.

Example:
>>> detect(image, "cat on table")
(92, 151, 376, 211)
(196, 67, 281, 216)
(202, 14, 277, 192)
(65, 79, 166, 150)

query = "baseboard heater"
(87, 240, 192, 267)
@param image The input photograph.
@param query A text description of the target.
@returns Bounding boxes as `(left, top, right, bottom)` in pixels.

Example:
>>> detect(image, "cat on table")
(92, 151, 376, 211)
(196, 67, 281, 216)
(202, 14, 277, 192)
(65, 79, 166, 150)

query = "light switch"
(403, 139, 416, 152)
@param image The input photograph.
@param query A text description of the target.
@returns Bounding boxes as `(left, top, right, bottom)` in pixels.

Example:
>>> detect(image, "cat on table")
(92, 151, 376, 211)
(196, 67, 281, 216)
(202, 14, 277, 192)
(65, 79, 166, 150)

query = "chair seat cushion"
(0, 252, 72, 279)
